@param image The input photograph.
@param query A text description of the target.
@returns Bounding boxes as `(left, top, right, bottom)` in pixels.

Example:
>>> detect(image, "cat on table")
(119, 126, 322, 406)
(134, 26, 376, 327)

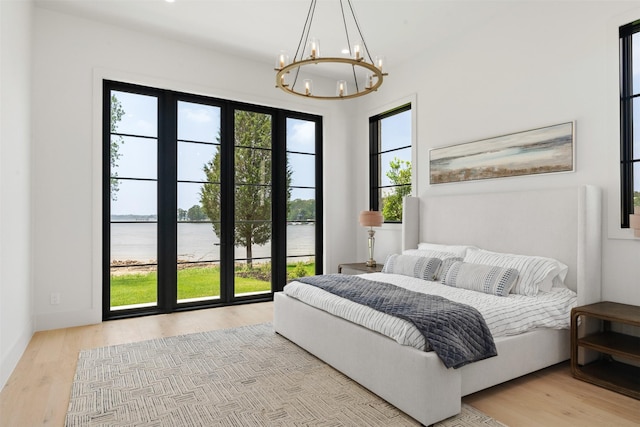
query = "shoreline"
(110, 258, 313, 276)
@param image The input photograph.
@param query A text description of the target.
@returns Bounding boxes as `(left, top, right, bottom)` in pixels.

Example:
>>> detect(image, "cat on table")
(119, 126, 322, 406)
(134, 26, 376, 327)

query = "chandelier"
(275, 0, 387, 100)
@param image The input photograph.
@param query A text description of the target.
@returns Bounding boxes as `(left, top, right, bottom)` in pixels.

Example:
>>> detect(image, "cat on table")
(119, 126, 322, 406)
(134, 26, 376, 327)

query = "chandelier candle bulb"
(304, 79, 313, 96)
(276, 51, 289, 70)
(354, 41, 363, 60)
(337, 80, 347, 96)
(308, 38, 320, 59)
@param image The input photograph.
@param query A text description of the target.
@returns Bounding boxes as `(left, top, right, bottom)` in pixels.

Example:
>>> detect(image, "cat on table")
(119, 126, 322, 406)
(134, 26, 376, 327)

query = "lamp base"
(366, 259, 377, 267)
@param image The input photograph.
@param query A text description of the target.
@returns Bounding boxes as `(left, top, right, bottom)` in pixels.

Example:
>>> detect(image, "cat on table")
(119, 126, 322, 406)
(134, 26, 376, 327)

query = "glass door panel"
(234, 221, 272, 296)
(110, 223, 158, 309)
(176, 101, 221, 304)
(109, 90, 158, 311)
(286, 118, 317, 280)
(234, 110, 273, 297)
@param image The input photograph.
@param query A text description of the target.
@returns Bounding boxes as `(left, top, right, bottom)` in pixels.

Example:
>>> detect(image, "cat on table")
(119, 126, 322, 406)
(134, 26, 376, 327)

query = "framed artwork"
(429, 122, 574, 184)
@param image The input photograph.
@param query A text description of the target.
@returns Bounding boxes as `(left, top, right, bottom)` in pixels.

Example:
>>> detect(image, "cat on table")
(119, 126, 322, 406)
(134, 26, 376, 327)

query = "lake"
(110, 222, 316, 263)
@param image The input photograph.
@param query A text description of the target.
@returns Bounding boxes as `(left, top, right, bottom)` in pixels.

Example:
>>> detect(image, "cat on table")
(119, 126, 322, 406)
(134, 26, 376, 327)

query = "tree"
(187, 204, 207, 221)
(382, 157, 411, 221)
(110, 94, 125, 201)
(200, 111, 274, 268)
(287, 198, 315, 222)
(177, 208, 188, 221)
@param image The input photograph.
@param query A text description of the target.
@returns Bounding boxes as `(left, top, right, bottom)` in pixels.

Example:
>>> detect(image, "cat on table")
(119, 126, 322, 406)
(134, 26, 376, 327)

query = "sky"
(110, 91, 316, 216)
(379, 109, 412, 188)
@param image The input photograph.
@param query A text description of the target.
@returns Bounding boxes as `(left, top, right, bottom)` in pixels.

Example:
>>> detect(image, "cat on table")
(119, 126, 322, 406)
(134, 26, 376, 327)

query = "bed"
(273, 185, 602, 426)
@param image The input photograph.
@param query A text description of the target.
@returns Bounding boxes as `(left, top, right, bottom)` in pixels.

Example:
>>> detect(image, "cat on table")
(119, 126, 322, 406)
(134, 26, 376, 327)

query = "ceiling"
(34, 0, 507, 74)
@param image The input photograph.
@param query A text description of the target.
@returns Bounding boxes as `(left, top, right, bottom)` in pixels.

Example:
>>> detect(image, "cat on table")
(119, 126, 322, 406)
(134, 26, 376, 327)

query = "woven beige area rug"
(66, 323, 507, 426)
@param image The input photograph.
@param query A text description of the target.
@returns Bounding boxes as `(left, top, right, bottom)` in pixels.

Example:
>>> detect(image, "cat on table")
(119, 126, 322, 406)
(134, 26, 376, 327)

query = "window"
(104, 81, 322, 319)
(369, 104, 412, 222)
(286, 117, 321, 274)
(620, 20, 640, 228)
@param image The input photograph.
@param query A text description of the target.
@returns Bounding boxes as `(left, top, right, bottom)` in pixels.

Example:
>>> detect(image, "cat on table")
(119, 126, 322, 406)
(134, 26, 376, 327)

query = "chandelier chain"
(340, 0, 360, 93)
(346, 0, 374, 64)
(292, 0, 317, 91)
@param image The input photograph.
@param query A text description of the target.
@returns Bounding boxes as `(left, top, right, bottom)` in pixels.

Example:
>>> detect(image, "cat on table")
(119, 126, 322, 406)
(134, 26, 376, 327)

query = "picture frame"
(429, 122, 575, 184)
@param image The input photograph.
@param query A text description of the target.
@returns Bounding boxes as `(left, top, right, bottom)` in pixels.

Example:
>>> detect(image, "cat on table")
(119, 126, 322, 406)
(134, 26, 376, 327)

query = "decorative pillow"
(417, 242, 474, 258)
(464, 248, 568, 296)
(439, 260, 519, 297)
(382, 254, 442, 281)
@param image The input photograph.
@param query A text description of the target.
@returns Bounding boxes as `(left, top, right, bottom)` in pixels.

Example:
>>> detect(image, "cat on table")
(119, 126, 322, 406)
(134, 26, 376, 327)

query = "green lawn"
(110, 261, 314, 307)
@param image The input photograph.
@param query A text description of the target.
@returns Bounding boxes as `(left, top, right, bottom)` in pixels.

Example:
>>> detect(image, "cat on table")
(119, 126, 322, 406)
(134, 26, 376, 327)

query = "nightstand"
(338, 262, 384, 274)
(570, 301, 640, 399)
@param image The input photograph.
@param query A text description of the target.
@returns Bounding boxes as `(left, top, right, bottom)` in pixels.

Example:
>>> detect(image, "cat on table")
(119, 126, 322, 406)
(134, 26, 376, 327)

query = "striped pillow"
(382, 254, 442, 281)
(464, 248, 567, 296)
(440, 260, 519, 297)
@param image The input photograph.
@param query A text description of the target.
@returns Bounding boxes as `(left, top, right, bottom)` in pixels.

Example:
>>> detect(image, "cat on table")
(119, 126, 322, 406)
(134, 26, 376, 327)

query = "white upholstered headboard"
(402, 186, 602, 306)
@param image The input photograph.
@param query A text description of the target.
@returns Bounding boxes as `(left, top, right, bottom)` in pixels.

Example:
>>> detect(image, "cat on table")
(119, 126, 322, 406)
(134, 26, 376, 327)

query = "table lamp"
(630, 206, 640, 238)
(359, 210, 383, 267)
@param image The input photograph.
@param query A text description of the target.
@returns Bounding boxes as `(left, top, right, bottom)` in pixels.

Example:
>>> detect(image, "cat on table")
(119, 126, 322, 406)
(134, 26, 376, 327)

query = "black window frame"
(369, 103, 412, 223)
(103, 80, 323, 320)
(620, 20, 640, 228)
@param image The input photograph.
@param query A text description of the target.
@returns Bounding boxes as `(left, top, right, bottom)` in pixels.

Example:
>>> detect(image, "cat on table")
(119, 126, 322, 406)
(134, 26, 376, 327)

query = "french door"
(103, 80, 322, 319)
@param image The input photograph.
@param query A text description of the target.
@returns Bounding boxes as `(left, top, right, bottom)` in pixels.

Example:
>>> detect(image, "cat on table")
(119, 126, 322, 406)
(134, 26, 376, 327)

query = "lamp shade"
(359, 210, 383, 227)
(630, 206, 640, 238)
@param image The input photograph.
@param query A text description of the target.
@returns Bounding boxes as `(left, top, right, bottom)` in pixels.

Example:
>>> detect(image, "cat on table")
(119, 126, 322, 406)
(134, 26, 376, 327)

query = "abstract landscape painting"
(430, 122, 574, 184)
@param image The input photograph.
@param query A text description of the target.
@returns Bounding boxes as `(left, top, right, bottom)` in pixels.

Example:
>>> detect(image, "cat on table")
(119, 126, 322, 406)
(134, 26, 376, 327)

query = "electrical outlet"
(50, 293, 60, 305)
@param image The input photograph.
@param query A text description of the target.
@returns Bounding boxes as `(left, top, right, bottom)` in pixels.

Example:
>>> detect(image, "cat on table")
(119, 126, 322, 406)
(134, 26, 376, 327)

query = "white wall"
(0, 0, 34, 389)
(30, 7, 356, 331)
(354, 1, 640, 306)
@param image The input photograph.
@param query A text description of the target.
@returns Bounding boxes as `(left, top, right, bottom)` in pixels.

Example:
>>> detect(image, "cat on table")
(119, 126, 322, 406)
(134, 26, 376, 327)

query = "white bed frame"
(274, 185, 602, 426)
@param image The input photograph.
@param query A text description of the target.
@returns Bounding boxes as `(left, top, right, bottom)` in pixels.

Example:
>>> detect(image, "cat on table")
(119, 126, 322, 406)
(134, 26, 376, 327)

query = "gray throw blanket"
(296, 274, 497, 369)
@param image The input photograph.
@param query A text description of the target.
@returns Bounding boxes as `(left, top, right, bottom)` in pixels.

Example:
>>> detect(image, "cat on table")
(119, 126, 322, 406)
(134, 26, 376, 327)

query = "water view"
(111, 223, 316, 263)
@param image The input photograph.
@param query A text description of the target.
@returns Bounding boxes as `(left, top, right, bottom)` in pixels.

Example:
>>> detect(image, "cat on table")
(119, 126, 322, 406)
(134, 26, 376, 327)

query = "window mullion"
(620, 23, 637, 228)
(219, 102, 235, 302)
(369, 119, 380, 211)
(272, 111, 287, 292)
(157, 93, 178, 312)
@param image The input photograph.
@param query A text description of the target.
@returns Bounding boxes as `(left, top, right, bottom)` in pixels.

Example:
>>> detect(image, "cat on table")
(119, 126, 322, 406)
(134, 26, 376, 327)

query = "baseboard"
(35, 308, 101, 332)
(0, 323, 33, 391)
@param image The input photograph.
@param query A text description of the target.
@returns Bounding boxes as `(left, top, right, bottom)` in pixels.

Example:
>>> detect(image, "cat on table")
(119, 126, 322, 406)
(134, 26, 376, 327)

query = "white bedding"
(283, 272, 577, 351)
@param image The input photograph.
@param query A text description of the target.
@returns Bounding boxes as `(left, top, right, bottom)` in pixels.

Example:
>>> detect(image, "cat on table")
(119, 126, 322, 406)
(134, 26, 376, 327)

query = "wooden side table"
(338, 262, 384, 274)
(570, 301, 640, 399)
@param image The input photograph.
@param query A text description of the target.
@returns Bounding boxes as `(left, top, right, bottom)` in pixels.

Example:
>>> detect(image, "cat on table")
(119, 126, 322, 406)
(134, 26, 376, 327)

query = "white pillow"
(439, 260, 519, 297)
(402, 249, 460, 260)
(417, 242, 474, 258)
(550, 275, 569, 290)
(464, 248, 568, 296)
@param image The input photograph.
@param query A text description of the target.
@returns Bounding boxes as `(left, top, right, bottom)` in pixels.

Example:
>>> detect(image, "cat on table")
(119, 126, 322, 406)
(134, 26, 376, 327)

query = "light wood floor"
(1, 302, 638, 426)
